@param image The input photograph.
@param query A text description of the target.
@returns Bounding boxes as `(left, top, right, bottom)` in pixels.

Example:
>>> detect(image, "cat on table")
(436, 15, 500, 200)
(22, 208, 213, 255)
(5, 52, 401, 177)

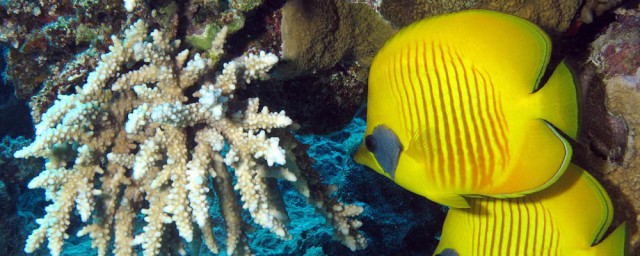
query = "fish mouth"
(354, 144, 372, 167)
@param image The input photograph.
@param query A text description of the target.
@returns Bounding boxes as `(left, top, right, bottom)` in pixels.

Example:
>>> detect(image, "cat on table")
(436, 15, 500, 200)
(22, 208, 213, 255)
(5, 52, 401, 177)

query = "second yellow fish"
(355, 10, 579, 208)
(433, 164, 627, 256)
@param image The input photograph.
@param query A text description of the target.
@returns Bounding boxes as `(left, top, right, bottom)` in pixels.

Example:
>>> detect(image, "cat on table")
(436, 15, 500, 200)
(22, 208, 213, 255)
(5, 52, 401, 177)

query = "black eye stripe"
(365, 135, 377, 152)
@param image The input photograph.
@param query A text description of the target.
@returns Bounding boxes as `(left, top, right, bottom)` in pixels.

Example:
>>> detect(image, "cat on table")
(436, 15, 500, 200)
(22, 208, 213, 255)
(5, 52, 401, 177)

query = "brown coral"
(0, 0, 127, 101)
(279, 0, 393, 78)
(573, 7, 640, 255)
(600, 71, 640, 254)
(258, 0, 393, 133)
(380, 0, 622, 34)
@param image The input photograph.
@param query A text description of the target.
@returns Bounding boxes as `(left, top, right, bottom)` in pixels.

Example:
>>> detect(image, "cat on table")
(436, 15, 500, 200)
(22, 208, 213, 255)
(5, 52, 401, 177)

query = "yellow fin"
(401, 10, 551, 95)
(428, 193, 470, 209)
(532, 60, 579, 139)
(395, 135, 470, 208)
(589, 223, 627, 256)
(405, 129, 429, 159)
(580, 165, 615, 243)
(538, 164, 622, 254)
(491, 121, 571, 196)
(542, 164, 614, 244)
(434, 164, 625, 254)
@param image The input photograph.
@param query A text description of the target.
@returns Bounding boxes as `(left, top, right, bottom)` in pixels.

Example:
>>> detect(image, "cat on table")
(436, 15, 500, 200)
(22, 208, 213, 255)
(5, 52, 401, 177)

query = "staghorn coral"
(0, 0, 274, 124)
(14, 17, 366, 256)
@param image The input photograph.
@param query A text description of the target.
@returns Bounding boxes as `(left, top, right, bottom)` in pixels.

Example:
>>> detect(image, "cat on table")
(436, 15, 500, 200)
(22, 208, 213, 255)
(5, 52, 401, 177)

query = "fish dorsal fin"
(386, 10, 551, 95)
(539, 164, 615, 247)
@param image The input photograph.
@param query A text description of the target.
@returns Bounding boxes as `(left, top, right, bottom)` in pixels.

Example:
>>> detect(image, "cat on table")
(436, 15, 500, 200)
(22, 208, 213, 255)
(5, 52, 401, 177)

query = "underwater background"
(0, 0, 639, 255)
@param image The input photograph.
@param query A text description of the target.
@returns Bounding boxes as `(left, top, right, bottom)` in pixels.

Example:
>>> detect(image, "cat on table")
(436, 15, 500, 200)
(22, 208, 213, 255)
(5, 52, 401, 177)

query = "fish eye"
(365, 135, 377, 152)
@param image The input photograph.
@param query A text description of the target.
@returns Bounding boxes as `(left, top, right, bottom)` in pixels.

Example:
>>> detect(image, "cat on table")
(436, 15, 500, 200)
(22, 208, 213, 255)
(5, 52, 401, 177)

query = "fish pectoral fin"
(406, 129, 430, 157)
(493, 120, 572, 196)
(428, 193, 470, 209)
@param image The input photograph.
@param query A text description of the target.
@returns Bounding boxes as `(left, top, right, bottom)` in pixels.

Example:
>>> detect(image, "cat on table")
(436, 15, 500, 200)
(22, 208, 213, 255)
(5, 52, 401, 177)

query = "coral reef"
(380, 0, 477, 28)
(579, 0, 625, 24)
(0, 0, 389, 134)
(251, 0, 394, 134)
(573, 6, 640, 255)
(13, 13, 365, 256)
(253, 0, 623, 134)
(590, 8, 640, 78)
(379, 0, 623, 34)
(3, 1, 637, 255)
(245, 64, 369, 134)
(600, 69, 640, 255)
(0, 0, 127, 117)
(278, 0, 393, 79)
(0, 0, 265, 123)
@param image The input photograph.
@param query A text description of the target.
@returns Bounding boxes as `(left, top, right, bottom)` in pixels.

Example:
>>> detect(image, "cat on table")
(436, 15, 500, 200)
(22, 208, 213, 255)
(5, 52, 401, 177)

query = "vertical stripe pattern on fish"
(384, 39, 511, 190)
(434, 164, 627, 256)
(355, 10, 579, 208)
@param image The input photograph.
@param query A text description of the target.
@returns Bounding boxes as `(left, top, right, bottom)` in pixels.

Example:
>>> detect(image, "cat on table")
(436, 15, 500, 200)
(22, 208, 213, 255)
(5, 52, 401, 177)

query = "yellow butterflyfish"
(433, 164, 627, 256)
(354, 10, 579, 208)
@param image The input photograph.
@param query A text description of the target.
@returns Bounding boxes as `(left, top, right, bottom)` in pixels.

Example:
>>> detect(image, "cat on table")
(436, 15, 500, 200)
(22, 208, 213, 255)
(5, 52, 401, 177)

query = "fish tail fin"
(590, 223, 627, 256)
(533, 60, 579, 140)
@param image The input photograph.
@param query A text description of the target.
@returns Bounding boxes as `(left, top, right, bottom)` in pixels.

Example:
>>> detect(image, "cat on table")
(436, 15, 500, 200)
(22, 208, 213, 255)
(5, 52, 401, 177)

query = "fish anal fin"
(428, 193, 470, 209)
(589, 223, 627, 256)
(493, 120, 571, 196)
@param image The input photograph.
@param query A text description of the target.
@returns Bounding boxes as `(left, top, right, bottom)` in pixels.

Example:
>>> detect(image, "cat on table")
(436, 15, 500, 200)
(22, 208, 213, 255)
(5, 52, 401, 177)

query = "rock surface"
(574, 7, 640, 254)
(380, 0, 622, 34)
(261, 0, 394, 133)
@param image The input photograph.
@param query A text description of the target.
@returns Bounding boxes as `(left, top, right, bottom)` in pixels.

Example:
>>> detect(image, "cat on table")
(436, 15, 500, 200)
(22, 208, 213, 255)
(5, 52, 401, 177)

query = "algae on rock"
(576, 7, 640, 255)
(379, 0, 622, 34)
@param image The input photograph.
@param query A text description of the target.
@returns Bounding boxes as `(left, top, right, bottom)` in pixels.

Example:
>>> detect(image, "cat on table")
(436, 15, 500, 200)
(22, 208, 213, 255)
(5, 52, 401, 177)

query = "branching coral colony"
(14, 19, 367, 256)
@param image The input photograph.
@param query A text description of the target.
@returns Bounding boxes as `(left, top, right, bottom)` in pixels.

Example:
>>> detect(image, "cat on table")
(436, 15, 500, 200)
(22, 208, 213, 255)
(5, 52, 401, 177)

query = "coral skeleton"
(15, 19, 366, 256)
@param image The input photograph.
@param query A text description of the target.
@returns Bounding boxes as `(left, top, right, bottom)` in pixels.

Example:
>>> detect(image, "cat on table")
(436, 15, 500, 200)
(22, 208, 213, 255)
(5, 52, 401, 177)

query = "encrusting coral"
(378, 0, 623, 34)
(577, 7, 640, 254)
(14, 17, 366, 256)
